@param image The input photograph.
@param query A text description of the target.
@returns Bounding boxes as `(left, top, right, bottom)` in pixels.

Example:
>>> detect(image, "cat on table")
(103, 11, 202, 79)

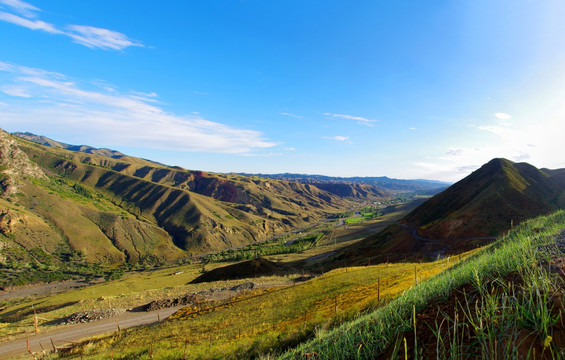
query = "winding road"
(0, 306, 181, 359)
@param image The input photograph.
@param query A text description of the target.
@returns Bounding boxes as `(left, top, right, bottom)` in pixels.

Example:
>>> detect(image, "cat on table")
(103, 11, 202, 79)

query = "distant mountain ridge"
(238, 173, 451, 192)
(13, 132, 126, 159)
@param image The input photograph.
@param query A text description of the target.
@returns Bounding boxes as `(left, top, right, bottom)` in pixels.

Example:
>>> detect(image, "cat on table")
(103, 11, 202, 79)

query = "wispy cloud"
(0, 1, 142, 50)
(66, 25, 143, 50)
(415, 110, 565, 181)
(323, 135, 350, 142)
(446, 148, 463, 156)
(324, 112, 375, 126)
(0, 11, 60, 33)
(1, 86, 32, 97)
(0, 0, 39, 18)
(0, 61, 276, 154)
(495, 112, 512, 120)
(280, 112, 303, 119)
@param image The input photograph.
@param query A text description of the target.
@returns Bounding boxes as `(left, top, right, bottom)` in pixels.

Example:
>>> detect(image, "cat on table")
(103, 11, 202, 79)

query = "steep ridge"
(13, 132, 392, 204)
(0, 131, 185, 273)
(403, 158, 561, 239)
(320, 158, 565, 268)
(9, 132, 387, 264)
(307, 182, 388, 199)
(240, 172, 450, 192)
(13, 132, 126, 159)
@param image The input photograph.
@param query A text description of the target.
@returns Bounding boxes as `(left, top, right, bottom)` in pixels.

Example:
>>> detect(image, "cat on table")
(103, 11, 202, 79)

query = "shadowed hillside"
(403, 158, 563, 239)
(317, 158, 565, 269)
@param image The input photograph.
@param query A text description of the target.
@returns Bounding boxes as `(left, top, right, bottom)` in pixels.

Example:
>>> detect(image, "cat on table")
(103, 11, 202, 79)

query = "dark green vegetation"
(203, 232, 324, 263)
(280, 210, 565, 359)
(189, 257, 294, 283)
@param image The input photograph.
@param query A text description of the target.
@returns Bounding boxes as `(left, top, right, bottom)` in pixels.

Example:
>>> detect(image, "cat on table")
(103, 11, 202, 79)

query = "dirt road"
(0, 306, 181, 359)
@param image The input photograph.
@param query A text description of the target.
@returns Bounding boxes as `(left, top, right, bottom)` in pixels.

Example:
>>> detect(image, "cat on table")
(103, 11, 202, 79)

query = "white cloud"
(409, 127, 416, 130)
(66, 25, 143, 50)
(0, 61, 277, 154)
(446, 148, 463, 156)
(324, 135, 350, 141)
(2, 86, 32, 97)
(415, 110, 565, 182)
(284, 147, 296, 151)
(0, 1, 142, 50)
(495, 112, 512, 120)
(0, 0, 39, 18)
(324, 112, 375, 126)
(0, 11, 60, 33)
(280, 112, 303, 119)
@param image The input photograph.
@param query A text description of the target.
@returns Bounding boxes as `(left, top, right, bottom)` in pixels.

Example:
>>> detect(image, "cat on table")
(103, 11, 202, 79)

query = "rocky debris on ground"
(0, 129, 47, 199)
(135, 282, 257, 312)
(57, 309, 126, 325)
(139, 293, 199, 312)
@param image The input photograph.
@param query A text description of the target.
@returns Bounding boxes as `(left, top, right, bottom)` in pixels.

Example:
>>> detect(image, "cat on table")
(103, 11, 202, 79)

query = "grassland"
(343, 207, 381, 225)
(49, 250, 474, 359)
(279, 210, 565, 359)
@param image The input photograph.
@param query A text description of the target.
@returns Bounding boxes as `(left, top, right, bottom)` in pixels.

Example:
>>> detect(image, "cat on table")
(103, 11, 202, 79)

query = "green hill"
(404, 158, 564, 239)
(318, 158, 565, 269)
(280, 210, 565, 359)
(0, 129, 391, 285)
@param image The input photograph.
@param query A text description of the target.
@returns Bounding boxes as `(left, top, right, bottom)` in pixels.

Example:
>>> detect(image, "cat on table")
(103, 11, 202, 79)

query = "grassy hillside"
(16, 137, 360, 253)
(37, 250, 475, 359)
(280, 210, 565, 359)
(405, 158, 563, 239)
(321, 158, 565, 271)
(0, 130, 393, 286)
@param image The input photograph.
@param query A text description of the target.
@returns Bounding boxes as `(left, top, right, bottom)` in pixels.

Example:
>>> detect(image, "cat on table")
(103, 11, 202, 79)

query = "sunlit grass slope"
(279, 210, 565, 359)
(0, 262, 276, 342)
(53, 250, 476, 359)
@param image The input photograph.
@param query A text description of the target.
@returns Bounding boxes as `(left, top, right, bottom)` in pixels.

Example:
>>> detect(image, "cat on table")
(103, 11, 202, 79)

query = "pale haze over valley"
(1, 1, 564, 182)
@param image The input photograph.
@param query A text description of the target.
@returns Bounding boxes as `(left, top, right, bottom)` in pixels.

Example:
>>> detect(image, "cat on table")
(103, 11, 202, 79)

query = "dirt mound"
(134, 282, 257, 312)
(50, 309, 125, 325)
(138, 293, 199, 312)
(190, 258, 294, 284)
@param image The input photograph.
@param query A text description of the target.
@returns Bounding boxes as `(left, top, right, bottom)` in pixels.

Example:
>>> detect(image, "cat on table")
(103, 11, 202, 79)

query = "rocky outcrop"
(0, 130, 46, 199)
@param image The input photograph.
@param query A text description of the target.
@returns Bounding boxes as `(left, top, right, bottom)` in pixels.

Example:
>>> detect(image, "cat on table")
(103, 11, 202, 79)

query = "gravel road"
(0, 306, 182, 359)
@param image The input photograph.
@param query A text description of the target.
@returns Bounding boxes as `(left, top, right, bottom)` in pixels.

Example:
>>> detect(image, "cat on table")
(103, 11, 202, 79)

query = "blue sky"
(1, 1, 564, 182)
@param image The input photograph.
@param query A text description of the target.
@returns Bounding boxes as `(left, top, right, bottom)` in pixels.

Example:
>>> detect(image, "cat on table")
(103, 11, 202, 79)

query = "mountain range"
(238, 172, 450, 193)
(3, 129, 564, 286)
(3, 130, 425, 279)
